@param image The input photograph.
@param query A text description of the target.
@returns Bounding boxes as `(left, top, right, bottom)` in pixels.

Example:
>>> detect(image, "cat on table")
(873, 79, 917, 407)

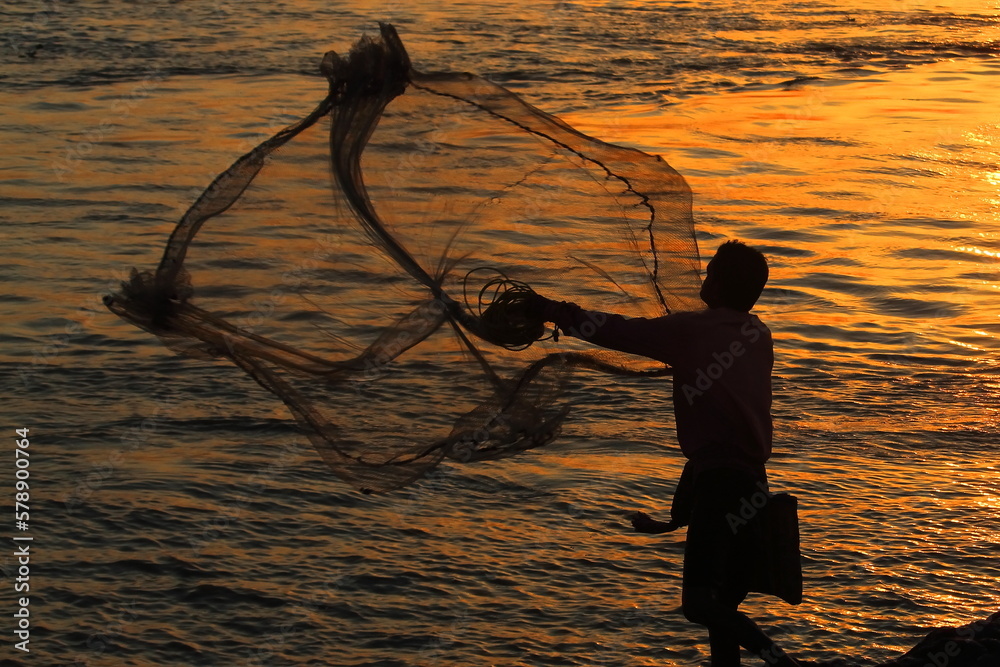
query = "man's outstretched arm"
(529, 295, 667, 361)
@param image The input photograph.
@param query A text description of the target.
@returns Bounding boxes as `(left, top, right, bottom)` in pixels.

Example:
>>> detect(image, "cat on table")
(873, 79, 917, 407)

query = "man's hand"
(630, 511, 680, 534)
(521, 291, 550, 322)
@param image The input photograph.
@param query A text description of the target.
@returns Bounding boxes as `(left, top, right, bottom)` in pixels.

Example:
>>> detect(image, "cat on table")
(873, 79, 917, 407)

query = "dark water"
(1, 1, 998, 665)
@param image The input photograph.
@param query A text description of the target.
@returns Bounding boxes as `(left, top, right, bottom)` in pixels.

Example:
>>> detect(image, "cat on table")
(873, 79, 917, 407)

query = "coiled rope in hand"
(463, 267, 553, 350)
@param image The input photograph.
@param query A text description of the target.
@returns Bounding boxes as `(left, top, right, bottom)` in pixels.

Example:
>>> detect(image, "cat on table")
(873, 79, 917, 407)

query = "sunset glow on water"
(2, 0, 998, 665)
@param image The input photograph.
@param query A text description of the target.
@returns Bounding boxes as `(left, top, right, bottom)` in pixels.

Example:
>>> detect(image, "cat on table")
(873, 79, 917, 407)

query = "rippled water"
(2, 0, 998, 665)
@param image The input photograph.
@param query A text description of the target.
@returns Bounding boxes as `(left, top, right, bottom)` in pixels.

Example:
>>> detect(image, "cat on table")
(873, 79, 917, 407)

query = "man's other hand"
(630, 511, 680, 534)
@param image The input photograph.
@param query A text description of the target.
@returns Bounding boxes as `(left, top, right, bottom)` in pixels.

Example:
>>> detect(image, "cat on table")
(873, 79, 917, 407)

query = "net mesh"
(105, 23, 701, 493)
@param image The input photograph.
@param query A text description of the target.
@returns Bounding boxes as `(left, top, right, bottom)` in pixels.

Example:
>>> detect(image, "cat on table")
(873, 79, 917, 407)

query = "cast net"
(105, 23, 701, 493)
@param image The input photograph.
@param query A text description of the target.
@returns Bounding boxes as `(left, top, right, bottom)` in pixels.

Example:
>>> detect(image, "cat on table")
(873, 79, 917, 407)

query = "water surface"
(1, 1, 998, 665)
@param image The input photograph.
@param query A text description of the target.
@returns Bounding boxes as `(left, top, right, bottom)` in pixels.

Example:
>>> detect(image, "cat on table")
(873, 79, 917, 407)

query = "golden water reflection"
(7, 34, 1000, 666)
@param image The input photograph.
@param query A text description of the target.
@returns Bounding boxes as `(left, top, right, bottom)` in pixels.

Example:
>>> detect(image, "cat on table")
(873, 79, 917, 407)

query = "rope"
(462, 267, 553, 350)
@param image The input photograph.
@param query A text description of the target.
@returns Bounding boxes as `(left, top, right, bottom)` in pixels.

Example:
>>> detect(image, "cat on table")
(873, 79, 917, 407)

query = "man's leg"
(682, 468, 800, 666)
(710, 585, 749, 666)
(685, 584, 744, 666)
(683, 585, 799, 666)
(707, 626, 741, 667)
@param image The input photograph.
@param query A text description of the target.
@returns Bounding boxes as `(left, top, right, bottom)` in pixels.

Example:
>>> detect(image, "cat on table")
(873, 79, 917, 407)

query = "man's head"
(699, 240, 768, 311)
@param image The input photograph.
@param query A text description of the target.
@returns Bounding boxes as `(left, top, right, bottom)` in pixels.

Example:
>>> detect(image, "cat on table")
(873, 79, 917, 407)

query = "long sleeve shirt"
(543, 300, 773, 475)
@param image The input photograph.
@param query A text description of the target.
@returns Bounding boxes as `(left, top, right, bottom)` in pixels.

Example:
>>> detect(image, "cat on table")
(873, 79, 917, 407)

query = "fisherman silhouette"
(527, 240, 803, 667)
